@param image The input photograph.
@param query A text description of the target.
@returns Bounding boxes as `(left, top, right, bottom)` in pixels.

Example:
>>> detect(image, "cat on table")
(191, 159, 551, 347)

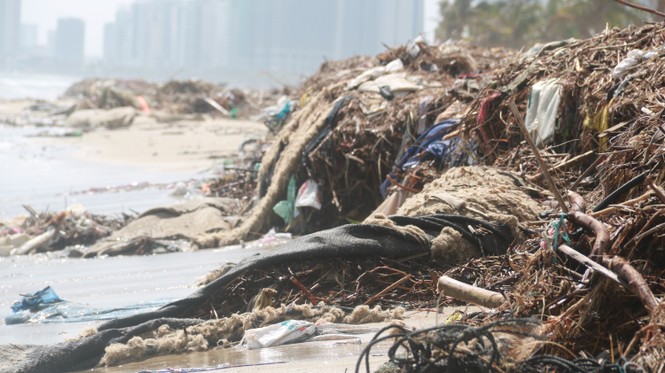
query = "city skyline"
(103, 0, 424, 71)
(2, 0, 433, 85)
(19, 0, 439, 59)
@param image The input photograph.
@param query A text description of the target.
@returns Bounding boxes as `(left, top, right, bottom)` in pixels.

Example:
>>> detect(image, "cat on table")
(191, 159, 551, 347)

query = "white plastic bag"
(241, 320, 316, 349)
(295, 179, 322, 210)
(525, 79, 561, 146)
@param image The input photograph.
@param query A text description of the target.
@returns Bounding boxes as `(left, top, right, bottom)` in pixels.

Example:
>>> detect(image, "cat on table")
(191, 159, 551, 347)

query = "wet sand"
(1, 110, 267, 219)
(61, 115, 267, 172)
(71, 309, 461, 373)
(0, 246, 261, 345)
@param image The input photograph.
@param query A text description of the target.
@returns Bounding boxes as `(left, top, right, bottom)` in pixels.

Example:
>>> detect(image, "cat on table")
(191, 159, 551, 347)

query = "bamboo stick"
(437, 275, 505, 308)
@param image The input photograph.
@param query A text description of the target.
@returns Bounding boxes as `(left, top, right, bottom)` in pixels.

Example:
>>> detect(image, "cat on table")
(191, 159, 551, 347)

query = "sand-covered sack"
(367, 166, 542, 262)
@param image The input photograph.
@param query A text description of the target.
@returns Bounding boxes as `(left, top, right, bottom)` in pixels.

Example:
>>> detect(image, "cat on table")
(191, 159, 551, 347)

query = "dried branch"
(608, 256, 660, 312)
(612, 0, 665, 18)
(556, 244, 623, 285)
(509, 101, 568, 213)
(566, 191, 660, 314)
(364, 275, 411, 305)
(648, 181, 665, 204)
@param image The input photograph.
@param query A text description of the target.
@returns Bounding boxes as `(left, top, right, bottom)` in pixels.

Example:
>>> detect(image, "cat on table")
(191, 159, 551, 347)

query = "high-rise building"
(0, 0, 21, 66)
(104, 8, 137, 67)
(20, 24, 39, 51)
(54, 18, 85, 67)
(198, 0, 232, 69)
(102, 0, 425, 78)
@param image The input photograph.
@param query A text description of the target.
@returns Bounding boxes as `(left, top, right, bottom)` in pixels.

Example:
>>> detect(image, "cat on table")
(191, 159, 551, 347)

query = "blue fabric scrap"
(381, 119, 466, 196)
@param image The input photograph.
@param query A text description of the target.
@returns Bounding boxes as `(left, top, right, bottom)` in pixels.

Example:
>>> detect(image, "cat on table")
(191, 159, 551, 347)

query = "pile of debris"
(403, 22, 665, 371)
(198, 40, 515, 246)
(198, 23, 665, 371)
(63, 78, 289, 119)
(4, 23, 665, 372)
(0, 205, 128, 257)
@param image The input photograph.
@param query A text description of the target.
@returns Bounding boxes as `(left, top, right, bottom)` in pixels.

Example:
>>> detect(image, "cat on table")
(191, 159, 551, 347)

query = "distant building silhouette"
(20, 24, 38, 51)
(103, 0, 424, 79)
(55, 18, 85, 68)
(0, 0, 21, 67)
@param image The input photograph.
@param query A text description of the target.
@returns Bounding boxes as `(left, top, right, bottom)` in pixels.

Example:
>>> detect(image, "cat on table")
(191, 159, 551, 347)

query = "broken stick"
(437, 275, 505, 308)
(509, 101, 568, 213)
(556, 244, 624, 285)
(528, 151, 594, 182)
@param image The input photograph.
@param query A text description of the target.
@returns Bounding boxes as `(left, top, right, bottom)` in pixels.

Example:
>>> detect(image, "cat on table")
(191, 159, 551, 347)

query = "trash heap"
(5, 24, 665, 373)
(0, 205, 128, 257)
(198, 40, 515, 246)
(63, 78, 289, 119)
(397, 22, 665, 371)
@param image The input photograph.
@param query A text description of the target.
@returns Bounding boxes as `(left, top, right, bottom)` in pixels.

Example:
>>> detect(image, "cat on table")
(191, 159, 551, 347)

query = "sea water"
(0, 72, 79, 101)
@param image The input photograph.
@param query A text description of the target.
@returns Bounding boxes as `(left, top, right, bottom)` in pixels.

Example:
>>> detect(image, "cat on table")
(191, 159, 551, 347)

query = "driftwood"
(607, 256, 659, 313)
(13, 228, 57, 255)
(437, 275, 505, 308)
(566, 191, 659, 314)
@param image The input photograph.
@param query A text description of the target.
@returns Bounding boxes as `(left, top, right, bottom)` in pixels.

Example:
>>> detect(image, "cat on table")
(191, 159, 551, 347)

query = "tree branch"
(613, 0, 665, 18)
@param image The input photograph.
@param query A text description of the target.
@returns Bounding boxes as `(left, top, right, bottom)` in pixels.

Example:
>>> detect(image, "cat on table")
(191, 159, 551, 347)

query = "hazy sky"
(21, 0, 440, 58)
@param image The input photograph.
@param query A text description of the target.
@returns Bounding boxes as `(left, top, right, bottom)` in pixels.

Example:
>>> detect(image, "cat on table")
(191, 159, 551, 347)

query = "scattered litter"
(295, 179, 322, 211)
(5, 286, 166, 325)
(241, 320, 317, 349)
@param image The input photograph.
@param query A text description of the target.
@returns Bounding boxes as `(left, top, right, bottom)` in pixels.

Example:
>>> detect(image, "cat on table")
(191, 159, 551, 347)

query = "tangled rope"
(356, 318, 647, 373)
(355, 319, 539, 373)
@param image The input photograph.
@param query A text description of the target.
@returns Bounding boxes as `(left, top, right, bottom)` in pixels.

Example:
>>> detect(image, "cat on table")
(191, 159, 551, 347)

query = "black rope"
(519, 355, 645, 373)
(355, 319, 540, 373)
(592, 172, 647, 212)
(357, 319, 646, 373)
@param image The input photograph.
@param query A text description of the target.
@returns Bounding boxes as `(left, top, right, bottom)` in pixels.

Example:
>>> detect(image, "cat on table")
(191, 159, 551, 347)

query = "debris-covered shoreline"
(2, 22, 665, 373)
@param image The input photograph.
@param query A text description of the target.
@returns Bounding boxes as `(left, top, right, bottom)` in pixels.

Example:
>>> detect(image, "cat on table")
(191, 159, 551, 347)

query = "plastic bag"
(612, 49, 657, 79)
(525, 79, 561, 146)
(295, 179, 322, 211)
(241, 320, 316, 349)
(273, 176, 297, 223)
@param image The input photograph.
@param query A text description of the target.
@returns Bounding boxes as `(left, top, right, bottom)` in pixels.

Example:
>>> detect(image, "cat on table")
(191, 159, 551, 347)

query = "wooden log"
(437, 275, 505, 308)
(13, 228, 57, 255)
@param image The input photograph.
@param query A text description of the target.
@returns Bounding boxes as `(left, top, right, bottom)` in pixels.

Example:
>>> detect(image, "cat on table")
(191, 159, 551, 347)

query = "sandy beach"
(2, 98, 268, 172)
(1, 99, 269, 220)
(54, 115, 268, 172)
